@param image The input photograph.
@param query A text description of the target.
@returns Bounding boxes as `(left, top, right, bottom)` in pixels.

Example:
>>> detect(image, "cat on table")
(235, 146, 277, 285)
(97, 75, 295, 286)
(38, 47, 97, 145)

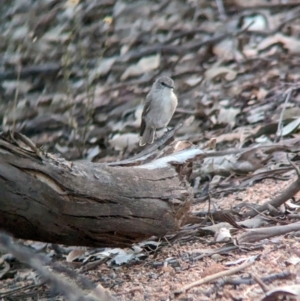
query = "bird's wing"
(140, 93, 152, 136)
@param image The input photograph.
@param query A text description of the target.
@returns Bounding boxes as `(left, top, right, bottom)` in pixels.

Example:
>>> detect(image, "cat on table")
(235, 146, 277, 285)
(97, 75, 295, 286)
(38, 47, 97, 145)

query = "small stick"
(108, 123, 183, 166)
(215, 0, 227, 20)
(244, 154, 300, 218)
(251, 273, 269, 293)
(173, 256, 257, 295)
(276, 88, 293, 141)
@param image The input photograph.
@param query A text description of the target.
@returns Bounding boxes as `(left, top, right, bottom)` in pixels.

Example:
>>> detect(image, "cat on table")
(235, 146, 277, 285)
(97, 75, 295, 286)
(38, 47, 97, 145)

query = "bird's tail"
(139, 127, 155, 146)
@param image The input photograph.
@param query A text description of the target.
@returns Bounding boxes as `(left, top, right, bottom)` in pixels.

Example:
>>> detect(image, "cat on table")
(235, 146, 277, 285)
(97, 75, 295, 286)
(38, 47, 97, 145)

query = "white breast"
(146, 89, 177, 128)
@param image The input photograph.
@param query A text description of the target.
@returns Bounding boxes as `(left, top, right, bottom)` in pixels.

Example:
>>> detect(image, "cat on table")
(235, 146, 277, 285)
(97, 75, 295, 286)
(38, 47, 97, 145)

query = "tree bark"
(0, 132, 195, 247)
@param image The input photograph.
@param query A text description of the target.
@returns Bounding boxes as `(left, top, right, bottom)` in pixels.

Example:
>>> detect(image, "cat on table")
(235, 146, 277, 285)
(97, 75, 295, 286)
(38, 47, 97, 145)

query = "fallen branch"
(0, 62, 60, 80)
(237, 221, 300, 244)
(0, 131, 196, 247)
(0, 232, 117, 301)
(215, 271, 291, 286)
(243, 158, 300, 218)
(173, 256, 257, 295)
(108, 123, 183, 166)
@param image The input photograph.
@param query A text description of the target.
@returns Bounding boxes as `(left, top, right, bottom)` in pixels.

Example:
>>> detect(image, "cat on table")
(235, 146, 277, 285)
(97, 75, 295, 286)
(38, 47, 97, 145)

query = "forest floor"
(1, 0, 300, 300)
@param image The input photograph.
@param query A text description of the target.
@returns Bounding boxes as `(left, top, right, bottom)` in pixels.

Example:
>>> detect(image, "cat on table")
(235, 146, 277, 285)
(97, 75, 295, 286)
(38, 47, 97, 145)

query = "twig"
(193, 245, 238, 261)
(251, 273, 269, 293)
(118, 23, 254, 64)
(244, 205, 289, 225)
(215, 271, 291, 286)
(276, 88, 293, 141)
(215, 0, 227, 20)
(237, 221, 300, 244)
(12, 63, 21, 135)
(227, 2, 300, 11)
(275, 6, 300, 33)
(0, 232, 117, 301)
(173, 256, 257, 295)
(164, 28, 216, 44)
(11, 131, 41, 156)
(243, 158, 300, 218)
(111, 136, 300, 167)
(0, 63, 60, 80)
(287, 154, 300, 177)
(0, 281, 46, 298)
(108, 123, 183, 166)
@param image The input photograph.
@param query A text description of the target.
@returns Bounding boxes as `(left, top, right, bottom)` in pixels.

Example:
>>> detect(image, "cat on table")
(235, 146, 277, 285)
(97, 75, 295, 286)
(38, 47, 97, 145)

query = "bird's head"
(154, 76, 175, 90)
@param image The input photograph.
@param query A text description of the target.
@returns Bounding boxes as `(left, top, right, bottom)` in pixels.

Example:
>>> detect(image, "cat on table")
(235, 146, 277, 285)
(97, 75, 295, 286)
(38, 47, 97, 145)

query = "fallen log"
(0, 131, 200, 247)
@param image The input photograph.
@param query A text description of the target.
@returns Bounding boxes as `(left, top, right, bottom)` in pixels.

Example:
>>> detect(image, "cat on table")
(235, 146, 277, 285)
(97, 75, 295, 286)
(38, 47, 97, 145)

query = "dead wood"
(173, 256, 257, 295)
(0, 63, 60, 80)
(0, 232, 116, 301)
(243, 168, 300, 219)
(215, 271, 292, 286)
(237, 221, 300, 244)
(0, 131, 195, 247)
(107, 123, 184, 166)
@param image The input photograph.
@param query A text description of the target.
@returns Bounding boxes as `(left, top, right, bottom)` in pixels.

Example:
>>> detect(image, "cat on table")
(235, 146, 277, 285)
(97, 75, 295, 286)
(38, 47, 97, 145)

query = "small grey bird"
(139, 76, 178, 146)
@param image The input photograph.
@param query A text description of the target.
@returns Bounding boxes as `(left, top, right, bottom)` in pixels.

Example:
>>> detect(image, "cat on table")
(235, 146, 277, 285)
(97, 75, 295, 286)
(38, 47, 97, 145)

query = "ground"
(1, 0, 300, 300)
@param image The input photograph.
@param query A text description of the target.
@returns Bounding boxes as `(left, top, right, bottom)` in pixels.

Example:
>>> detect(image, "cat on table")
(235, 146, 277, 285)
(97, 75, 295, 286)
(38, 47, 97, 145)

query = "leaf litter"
(1, 0, 300, 300)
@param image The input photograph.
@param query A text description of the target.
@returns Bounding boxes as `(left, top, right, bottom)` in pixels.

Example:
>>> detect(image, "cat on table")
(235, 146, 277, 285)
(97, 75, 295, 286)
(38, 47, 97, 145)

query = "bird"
(139, 76, 178, 146)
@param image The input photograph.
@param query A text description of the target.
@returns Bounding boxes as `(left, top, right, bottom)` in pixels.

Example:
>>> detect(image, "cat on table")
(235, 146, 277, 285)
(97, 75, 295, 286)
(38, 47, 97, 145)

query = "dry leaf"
(213, 39, 241, 61)
(261, 285, 300, 301)
(109, 133, 139, 151)
(280, 117, 300, 136)
(242, 14, 268, 31)
(205, 67, 237, 81)
(121, 53, 160, 80)
(88, 57, 116, 83)
(66, 248, 86, 262)
(214, 228, 232, 243)
(218, 107, 240, 125)
(184, 76, 202, 86)
(257, 33, 300, 54)
(286, 256, 300, 266)
(2, 80, 32, 95)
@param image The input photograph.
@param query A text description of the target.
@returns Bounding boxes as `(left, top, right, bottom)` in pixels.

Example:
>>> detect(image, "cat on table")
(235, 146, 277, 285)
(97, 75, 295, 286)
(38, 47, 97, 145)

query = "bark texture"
(0, 132, 193, 247)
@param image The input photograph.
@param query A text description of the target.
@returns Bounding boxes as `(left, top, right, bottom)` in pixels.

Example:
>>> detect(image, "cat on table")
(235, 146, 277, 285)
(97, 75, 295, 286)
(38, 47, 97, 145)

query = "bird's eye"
(161, 82, 167, 87)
